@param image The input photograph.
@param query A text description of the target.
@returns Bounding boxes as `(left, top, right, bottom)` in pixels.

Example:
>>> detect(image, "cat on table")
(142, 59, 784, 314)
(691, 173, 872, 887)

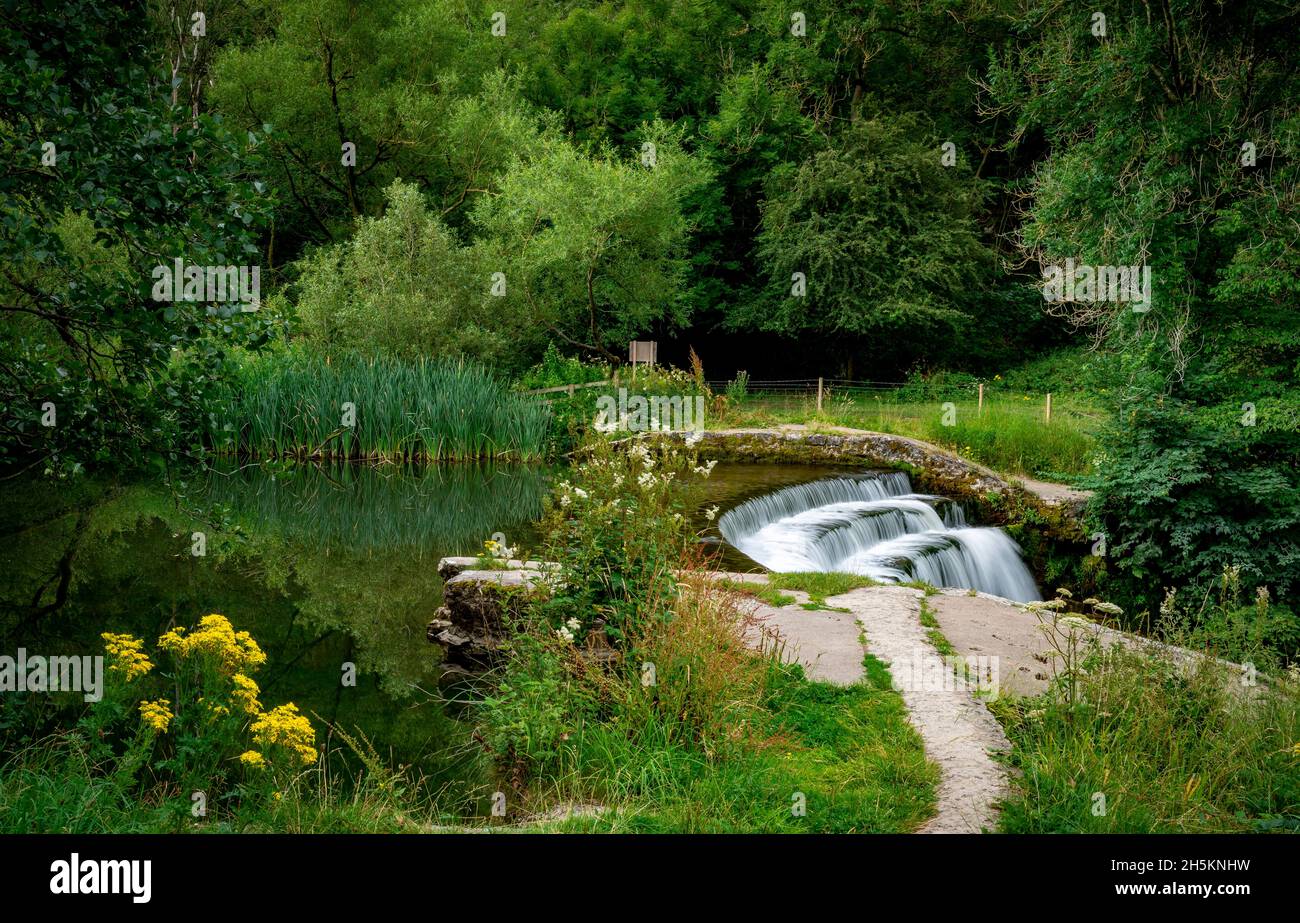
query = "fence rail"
(521, 378, 613, 396)
(522, 375, 1104, 428)
(710, 377, 1104, 426)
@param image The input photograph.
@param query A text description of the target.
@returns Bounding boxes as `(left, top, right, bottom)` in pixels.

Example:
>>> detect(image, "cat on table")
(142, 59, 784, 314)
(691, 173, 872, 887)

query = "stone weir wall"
(429, 557, 626, 677)
(639, 427, 1089, 532)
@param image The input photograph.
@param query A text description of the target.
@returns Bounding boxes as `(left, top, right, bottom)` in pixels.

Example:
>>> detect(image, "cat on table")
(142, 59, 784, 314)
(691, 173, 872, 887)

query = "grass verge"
(538, 653, 937, 833)
(718, 572, 878, 612)
(990, 642, 1300, 832)
(714, 393, 1096, 478)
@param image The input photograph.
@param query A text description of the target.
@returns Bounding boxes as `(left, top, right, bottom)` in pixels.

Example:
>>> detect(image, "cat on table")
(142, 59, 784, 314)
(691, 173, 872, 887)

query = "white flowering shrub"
(536, 437, 712, 646)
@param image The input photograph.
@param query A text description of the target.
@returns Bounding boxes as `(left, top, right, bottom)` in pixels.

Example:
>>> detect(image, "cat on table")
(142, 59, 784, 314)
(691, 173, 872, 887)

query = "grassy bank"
(992, 646, 1300, 832)
(539, 653, 937, 832)
(209, 351, 551, 462)
(713, 390, 1098, 479)
(983, 585, 1300, 833)
(0, 724, 451, 833)
(474, 438, 939, 831)
(0, 613, 468, 833)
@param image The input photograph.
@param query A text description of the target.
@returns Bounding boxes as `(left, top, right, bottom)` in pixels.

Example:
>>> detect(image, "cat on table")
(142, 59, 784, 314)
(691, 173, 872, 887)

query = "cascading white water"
(717, 473, 1040, 602)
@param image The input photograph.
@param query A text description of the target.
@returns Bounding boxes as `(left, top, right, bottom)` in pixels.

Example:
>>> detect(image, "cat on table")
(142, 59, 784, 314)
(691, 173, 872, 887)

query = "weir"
(717, 473, 1041, 602)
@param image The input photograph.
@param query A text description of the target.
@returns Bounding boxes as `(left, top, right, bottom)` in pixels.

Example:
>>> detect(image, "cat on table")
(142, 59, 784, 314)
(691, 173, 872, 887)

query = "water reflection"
(0, 463, 551, 807)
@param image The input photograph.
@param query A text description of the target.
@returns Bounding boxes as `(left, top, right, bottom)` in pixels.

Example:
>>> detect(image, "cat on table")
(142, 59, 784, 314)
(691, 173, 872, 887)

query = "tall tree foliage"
(746, 115, 993, 373)
(473, 123, 712, 362)
(988, 0, 1300, 603)
(0, 0, 273, 473)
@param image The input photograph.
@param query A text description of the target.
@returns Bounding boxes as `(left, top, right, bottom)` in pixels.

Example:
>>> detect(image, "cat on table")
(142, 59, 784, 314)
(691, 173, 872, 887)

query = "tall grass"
(992, 638, 1300, 832)
(717, 390, 1097, 478)
(209, 352, 551, 461)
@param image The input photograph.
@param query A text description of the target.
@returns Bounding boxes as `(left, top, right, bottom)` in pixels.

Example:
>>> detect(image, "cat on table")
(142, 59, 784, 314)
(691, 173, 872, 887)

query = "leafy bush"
(534, 438, 709, 645)
(292, 180, 516, 366)
(896, 368, 983, 402)
(517, 344, 611, 391)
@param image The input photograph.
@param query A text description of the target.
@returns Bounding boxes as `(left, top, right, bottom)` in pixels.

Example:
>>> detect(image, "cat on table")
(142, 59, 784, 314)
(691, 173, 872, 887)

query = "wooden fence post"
(817, 377, 824, 413)
(978, 382, 984, 416)
(1045, 392, 1052, 424)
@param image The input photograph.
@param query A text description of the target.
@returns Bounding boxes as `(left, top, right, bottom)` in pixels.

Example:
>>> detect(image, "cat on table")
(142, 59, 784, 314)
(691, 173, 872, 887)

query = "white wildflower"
(704, 505, 719, 522)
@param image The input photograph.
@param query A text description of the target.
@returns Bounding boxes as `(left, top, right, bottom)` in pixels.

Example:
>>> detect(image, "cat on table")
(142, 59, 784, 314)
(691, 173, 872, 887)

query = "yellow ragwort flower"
(230, 673, 262, 716)
(157, 614, 266, 675)
(238, 750, 267, 769)
(101, 632, 154, 682)
(138, 699, 174, 734)
(250, 703, 318, 767)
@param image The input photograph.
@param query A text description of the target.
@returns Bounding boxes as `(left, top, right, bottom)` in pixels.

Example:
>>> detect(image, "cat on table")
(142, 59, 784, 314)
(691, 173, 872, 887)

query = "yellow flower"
(101, 632, 154, 682)
(199, 697, 230, 719)
(238, 750, 266, 769)
(139, 699, 174, 734)
(158, 614, 266, 675)
(157, 625, 186, 651)
(250, 703, 318, 766)
(230, 674, 262, 715)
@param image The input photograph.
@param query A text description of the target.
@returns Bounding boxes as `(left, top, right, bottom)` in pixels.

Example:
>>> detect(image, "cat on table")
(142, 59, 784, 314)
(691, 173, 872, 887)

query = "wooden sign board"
(628, 340, 657, 366)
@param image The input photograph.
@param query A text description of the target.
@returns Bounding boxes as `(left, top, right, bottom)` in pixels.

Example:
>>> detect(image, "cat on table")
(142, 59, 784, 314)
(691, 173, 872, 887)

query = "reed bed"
(209, 353, 551, 461)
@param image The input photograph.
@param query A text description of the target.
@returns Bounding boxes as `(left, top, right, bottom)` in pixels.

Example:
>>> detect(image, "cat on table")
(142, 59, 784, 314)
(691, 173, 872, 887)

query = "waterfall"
(717, 473, 1040, 602)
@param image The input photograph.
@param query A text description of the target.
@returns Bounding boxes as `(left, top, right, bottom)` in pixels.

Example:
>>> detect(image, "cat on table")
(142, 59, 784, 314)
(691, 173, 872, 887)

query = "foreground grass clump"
(475, 438, 937, 831)
(0, 615, 440, 833)
(540, 649, 937, 833)
(210, 349, 550, 461)
(992, 635, 1300, 833)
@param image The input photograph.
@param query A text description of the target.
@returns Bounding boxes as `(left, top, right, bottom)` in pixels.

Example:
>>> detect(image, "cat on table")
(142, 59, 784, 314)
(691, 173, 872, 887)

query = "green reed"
(209, 352, 551, 461)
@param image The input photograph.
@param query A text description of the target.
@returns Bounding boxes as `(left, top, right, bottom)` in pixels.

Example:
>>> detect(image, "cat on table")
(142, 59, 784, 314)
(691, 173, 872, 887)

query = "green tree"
(293, 180, 512, 363)
(472, 122, 712, 362)
(0, 0, 274, 473)
(208, 0, 525, 250)
(989, 0, 1300, 605)
(744, 115, 992, 373)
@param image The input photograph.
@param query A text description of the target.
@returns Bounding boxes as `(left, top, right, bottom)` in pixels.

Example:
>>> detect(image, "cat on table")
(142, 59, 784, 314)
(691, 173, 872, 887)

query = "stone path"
(727, 575, 1012, 834)
(730, 576, 1249, 834)
(834, 586, 1010, 834)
